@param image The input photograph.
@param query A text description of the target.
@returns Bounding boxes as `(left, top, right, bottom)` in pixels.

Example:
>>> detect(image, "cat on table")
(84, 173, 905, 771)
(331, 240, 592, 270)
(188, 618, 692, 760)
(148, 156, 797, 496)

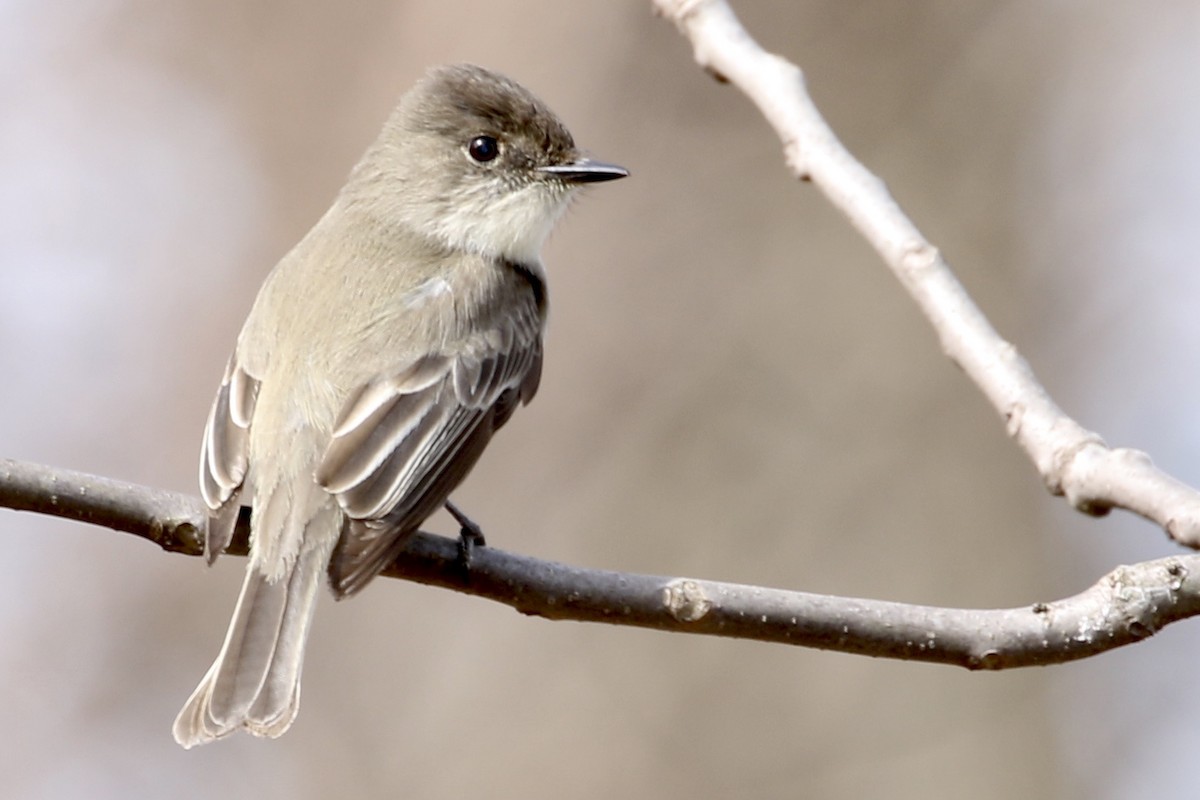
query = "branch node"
(1052, 436, 1111, 512)
(662, 578, 714, 622)
(782, 142, 811, 182)
(967, 649, 1003, 671)
(168, 520, 205, 556)
(703, 65, 729, 84)
(897, 241, 939, 275)
(1126, 619, 1153, 640)
(1164, 514, 1200, 548)
(1004, 402, 1026, 439)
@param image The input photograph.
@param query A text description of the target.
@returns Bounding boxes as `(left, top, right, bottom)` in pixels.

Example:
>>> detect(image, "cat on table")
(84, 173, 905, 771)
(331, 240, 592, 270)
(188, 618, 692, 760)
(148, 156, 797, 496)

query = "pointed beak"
(538, 158, 629, 184)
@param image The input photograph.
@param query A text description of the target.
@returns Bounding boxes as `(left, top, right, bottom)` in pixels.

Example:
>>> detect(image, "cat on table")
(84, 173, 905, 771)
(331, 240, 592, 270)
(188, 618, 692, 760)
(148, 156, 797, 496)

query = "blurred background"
(2, 2, 1199, 797)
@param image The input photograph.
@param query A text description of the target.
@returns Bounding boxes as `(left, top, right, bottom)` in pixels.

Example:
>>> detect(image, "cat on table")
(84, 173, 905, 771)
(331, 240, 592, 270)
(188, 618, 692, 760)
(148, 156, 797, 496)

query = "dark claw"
(445, 499, 486, 568)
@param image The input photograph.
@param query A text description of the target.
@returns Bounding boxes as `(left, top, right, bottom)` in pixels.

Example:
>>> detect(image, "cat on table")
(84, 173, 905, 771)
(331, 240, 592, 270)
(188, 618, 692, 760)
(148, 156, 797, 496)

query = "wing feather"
(199, 359, 261, 562)
(319, 313, 543, 597)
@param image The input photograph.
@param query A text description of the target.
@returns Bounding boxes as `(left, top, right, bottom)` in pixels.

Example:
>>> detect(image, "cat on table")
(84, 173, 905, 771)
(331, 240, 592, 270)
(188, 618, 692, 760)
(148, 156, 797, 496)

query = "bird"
(172, 63, 627, 748)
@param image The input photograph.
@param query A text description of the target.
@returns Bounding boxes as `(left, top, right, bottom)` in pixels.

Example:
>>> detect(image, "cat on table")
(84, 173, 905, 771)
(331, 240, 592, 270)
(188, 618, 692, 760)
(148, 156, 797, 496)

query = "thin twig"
(651, 0, 1200, 547)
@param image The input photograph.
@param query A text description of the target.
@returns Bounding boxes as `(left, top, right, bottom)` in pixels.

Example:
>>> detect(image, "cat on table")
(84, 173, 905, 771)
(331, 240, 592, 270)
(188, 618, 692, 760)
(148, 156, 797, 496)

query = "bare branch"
(651, 0, 1200, 547)
(0, 457, 208, 555)
(4, 457, 1200, 668)
(5, 2, 1198, 676)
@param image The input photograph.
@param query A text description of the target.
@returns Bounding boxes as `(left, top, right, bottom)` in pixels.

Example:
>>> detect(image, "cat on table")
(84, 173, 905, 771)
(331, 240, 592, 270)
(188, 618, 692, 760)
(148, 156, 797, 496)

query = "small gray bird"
(173, 64, 627, 748)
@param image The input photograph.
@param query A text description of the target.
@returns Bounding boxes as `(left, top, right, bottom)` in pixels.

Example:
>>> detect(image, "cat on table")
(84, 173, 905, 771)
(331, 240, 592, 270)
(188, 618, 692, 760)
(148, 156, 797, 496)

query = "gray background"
(2, 2, 1198, 798)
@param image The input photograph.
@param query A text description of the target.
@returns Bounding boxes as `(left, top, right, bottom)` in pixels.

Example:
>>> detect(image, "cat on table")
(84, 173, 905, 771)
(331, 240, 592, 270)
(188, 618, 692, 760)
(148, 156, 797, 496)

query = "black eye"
(467, 135, 500, 163)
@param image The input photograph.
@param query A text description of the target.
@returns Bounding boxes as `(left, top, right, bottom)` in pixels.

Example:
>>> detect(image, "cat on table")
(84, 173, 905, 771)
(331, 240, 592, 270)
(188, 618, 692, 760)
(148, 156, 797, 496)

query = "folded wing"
(317, 318, 543, 597)
(198, 359, 261, 563)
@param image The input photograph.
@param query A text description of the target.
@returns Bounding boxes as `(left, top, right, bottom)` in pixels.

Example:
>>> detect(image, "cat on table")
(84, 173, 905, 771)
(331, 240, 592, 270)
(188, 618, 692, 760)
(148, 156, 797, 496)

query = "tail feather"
(173, 506, 337, 748)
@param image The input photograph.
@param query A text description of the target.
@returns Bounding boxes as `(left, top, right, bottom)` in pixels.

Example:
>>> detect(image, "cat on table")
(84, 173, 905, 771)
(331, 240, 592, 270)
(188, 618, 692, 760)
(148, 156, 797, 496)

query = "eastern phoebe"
(173, 64, 627, 748)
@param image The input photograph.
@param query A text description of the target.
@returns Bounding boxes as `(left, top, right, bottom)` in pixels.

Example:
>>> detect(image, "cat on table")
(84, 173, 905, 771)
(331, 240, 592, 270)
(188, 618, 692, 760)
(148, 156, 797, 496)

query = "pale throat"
(425, 184, 573, 265)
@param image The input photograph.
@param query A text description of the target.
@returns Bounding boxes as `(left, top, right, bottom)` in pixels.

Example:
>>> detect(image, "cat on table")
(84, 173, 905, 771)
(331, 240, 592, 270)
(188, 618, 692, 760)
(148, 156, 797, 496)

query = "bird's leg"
(445, 499, 486, 567)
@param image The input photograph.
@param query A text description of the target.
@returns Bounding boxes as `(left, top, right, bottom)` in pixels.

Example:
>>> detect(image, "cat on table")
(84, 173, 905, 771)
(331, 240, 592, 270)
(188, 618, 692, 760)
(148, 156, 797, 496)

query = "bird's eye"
(467, 135, 500, 163)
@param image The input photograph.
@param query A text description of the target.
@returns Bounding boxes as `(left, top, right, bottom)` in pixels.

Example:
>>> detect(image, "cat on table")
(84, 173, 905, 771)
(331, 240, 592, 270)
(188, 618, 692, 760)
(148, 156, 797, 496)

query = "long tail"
(172, 509, 336, 748)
